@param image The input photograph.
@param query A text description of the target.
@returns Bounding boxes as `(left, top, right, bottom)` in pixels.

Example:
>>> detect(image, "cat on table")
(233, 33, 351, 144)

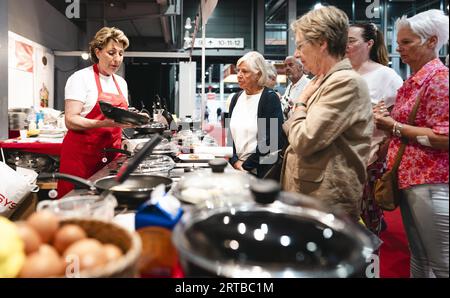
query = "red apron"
(57, 64, 128, 198)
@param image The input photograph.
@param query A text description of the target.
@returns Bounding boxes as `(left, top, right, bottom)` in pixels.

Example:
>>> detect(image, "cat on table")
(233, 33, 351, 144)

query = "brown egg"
(19, 244, 65, 278)
(26, 211, 60, 243)
(63, 238, 108, 271)
(53, 224, 87, 254)
(16, 222, 42, 255)
(103, 244, 123, 262)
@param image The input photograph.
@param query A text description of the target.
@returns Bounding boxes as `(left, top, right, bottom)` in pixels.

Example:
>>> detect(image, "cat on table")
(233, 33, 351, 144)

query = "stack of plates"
(38, 128, 66, 138)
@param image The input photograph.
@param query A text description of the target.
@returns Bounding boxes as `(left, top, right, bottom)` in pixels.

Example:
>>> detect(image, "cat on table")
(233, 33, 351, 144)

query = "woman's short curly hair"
(396, 9, 449, 56)
(291, 6, 349, 59)
(88, 27, 129, 64)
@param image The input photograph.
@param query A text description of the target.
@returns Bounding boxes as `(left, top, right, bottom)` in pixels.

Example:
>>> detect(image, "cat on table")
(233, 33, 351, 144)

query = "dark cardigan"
(228, 87, 286, 178)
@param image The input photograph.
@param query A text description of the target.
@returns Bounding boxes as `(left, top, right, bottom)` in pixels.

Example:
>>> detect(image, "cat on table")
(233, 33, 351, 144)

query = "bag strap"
(390, 87, 425, 171)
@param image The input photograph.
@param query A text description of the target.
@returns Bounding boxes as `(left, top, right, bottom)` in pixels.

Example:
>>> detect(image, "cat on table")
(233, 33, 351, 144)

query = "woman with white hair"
(265, 62, 278, 89)
(374, 9, 449, 278)
(228, 51, 285, 178)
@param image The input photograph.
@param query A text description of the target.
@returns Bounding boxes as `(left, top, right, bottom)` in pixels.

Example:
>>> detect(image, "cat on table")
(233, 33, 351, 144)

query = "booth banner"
(8, 31, 55, 109)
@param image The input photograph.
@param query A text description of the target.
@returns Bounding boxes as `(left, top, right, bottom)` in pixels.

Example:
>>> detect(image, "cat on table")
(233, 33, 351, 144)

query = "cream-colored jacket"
(281, 59, 373, 220)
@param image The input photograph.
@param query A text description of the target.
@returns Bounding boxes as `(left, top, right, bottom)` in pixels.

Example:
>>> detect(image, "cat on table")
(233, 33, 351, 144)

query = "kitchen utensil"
(171, 158, 255, 205)
(37, 195, 117, 221)
(99, 101, 150, 126)
(173, 180, 378, 278)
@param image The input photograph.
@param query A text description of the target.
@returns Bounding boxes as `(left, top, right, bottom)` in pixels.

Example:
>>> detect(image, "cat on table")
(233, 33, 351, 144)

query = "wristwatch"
(294, 102, 307, 109)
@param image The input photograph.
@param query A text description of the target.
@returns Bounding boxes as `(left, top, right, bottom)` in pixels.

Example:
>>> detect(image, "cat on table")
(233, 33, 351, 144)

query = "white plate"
(178, 153, 215, 162)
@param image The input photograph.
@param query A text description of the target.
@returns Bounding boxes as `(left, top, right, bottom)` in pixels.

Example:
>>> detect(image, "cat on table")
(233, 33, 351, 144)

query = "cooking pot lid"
(134, 155, 175, 173)
(172, 159, 255, 205)
(176, 203, 371, 277)
(173, 181, 374, 277)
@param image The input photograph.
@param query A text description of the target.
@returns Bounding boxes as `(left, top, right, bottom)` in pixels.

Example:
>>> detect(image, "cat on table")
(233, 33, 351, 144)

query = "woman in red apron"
(57, 27, 132, 198)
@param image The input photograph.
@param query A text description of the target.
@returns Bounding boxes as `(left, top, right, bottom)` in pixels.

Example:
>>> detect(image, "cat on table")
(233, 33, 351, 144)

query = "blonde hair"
(237, 51, 268, 87)
(396, 9, 449, 56)
(89, 27, 129, 64)
(291, 6, 349, 58)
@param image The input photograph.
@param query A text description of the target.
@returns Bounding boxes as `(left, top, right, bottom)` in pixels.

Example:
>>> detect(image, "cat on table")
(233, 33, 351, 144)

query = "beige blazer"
(281, 59, 373, 220)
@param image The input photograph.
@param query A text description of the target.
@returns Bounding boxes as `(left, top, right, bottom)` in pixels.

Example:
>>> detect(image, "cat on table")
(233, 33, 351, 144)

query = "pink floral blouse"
(387, 58, 449, 190)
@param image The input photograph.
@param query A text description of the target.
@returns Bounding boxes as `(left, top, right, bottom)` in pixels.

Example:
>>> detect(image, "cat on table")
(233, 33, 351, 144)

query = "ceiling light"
(185, 17, 192, 29)
(314, 3, 323, 10)
(81, 52, 89, 60)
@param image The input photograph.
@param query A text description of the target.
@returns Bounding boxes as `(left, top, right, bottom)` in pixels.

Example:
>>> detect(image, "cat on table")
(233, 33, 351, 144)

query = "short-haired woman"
(265, 62, 278, 89)
(281, 6, 373, 221)
(374, 9, 449, 278)
(346, 23, 404, 235)
(229, 51, 285, 178)
(57, 27, 135, 198)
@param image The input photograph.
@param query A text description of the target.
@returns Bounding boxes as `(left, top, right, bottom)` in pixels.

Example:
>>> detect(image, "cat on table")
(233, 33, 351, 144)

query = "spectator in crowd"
(228, 51, 286, 178)
(281, 6, 373, 221)
(280, 56, 310, 120)
(374, 9, 449, 278)
(346, 22, 404, 235)
(265, 63, 281, 97)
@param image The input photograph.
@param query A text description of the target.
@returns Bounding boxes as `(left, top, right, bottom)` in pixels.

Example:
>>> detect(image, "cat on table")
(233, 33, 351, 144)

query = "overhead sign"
(184, 38, 244, 49)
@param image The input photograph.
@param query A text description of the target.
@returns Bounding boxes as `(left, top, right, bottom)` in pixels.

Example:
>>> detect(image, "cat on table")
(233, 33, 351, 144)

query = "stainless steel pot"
(173, 180, 379, 278)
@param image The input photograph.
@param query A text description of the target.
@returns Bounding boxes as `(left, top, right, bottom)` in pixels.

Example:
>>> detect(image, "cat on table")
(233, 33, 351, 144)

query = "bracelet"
(392, 122, 403, 137)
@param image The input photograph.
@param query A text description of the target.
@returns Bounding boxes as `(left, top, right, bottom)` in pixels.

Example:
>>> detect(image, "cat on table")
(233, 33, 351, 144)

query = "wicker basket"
(59, 218, 142, 278)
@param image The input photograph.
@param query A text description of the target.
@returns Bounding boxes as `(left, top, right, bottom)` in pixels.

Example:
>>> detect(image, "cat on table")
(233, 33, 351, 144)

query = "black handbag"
(262, 147, 286, 181)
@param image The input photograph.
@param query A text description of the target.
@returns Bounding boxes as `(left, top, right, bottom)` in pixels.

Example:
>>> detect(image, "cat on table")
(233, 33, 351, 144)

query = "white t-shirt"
(280, 75, 310, 120)
(65, 66, 128, 117)
(362, 65, 403, 165)
(282, 75, 311, 104)
(230, 90, 263, 162)
(362, 65, 403, 107)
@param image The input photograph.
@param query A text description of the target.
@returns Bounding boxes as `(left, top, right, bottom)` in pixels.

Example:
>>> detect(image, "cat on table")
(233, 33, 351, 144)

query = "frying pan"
(40, 135, 172, 209)
(38, 173, 172, 209)
(135, 122, 166, 135)
(99, 101, 150, 126)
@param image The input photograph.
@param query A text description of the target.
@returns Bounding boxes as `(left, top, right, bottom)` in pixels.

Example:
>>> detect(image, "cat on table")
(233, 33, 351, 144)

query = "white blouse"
(362, 65, 403, 165)
(229, 90, 263, 162)
(65, 66, 128, 117)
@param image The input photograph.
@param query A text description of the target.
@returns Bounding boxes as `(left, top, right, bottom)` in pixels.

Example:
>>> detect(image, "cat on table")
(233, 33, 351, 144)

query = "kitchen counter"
(0, 137, 63, 156)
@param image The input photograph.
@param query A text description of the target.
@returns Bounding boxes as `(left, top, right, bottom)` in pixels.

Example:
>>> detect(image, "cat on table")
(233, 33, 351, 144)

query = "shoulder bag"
(374, 88, 424, 211)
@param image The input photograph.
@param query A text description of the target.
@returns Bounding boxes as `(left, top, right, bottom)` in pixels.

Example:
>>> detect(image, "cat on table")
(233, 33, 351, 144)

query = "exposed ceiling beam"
(265, 0, 286, 23)
(54, 50, 190, 59)
(157, 0, 173, 46)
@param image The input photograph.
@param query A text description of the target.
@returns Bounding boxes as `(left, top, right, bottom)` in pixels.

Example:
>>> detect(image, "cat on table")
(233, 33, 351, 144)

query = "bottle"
(27, 108, 37, 131)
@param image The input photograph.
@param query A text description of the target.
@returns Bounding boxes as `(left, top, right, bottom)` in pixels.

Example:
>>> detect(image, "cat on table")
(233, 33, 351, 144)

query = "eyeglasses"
(295, 39, 309, 51)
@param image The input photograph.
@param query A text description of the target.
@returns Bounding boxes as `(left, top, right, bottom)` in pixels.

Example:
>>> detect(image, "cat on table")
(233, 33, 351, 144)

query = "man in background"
(280, 56, 310, 119)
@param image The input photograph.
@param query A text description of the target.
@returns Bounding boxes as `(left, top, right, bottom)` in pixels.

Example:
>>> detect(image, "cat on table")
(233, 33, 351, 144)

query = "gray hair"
(265, 62, 277, 87)
(237, 51, 268, 87)
(285, 56, 303, 68)
(396, 9, 449, 55)
(266, 63, 277, 79)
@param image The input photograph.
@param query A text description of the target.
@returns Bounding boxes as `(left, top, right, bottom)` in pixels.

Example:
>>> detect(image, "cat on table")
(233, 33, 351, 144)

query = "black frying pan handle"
(116, 135, 163, 183)
(103, 148, 132, 156)
(38, 173, 96, 191)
